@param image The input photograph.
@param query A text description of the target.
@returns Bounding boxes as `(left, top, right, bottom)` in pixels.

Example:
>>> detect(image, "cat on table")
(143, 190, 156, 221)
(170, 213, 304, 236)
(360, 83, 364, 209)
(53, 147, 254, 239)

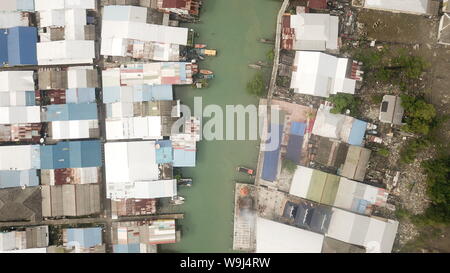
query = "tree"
(400, 95, 436, 135)
(246, 72, 266, 97)
(327, 94, 359, 114)
(419, 155, 450, 224)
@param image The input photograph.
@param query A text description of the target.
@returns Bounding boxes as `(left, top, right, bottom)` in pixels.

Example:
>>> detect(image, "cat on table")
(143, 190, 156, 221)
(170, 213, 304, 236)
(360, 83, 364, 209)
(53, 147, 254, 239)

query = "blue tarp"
(0, 170, 39, 189)
(40, 140, 102, 170)
(261, 124, 284, 182)
(44, 103, 98, 121)
(290, 122, 306, 136)
(348, 119, 367, 146)
(286, 134, 304, 164)
(66, 227, 102, 248)
(66, 88, 96, 104)
(0, 27, 37, 67)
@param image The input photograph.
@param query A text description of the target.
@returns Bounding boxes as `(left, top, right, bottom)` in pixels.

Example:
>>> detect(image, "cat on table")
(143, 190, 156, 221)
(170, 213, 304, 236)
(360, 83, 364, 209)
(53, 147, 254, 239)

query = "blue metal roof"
(44, 103, 98, 121)
(0, 170, 39, 189)
(348, 119, 367, 146)
(40, 140, 102, 170)
(173, 149, 196, 167)
(290, 122, 306, 136)
(113, 244, 140, 253)
(155, 140, 173, 164)
(66, 88, 96, 104)
(0, 27, 37, 67)
(261, 124, 283, 182)
(286, 134, 304, 164)
(66, 227, 102, 248)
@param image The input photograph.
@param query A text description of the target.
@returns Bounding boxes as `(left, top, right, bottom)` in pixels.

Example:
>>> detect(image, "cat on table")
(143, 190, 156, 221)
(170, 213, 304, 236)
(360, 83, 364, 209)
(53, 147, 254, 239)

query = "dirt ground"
(352, 9, 450, 252)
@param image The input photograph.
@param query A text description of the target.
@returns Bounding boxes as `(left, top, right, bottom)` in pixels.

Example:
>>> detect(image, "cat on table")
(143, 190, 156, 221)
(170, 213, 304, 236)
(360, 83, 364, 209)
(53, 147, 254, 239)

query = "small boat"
(170, 196, 185, 205)
(248, 64, 262, 70)
(178, 178, 193, 187)
(199, 74, 214, 79)
(195, 44, 207, 49)
(200, 69, 213, 75)
(237, 166, 255, 176)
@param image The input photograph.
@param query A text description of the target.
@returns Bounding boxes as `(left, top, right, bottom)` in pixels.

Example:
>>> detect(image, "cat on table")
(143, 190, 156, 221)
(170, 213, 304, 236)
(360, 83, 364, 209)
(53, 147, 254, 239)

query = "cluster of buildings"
(233, 2, 414, 253)
(0, 0, 205, 253)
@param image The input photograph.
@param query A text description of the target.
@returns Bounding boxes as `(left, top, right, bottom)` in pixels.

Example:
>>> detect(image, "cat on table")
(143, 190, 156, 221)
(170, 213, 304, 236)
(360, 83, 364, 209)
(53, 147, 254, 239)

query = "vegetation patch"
(327, 93, 360, 115)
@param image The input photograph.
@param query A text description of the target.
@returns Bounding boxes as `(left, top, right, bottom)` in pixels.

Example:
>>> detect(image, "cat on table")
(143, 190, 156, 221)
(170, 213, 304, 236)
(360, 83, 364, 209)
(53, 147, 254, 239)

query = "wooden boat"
(248, 64, 262, 70)
(200, 69, 213, 75)
(237, 166, 255, 176)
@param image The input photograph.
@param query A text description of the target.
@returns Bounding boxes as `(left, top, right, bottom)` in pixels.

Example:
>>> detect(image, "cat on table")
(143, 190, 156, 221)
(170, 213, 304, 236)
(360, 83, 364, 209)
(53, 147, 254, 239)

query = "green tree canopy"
(400, 95, 436, 135)
(327, 93, 359, 114)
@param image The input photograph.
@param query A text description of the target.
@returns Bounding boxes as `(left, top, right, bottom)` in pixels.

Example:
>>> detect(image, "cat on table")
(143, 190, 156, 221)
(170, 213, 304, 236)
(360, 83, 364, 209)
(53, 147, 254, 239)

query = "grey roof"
(0, 186, 42, 222)
(379, 95, 404, 125)
(341, 145, 371, 181)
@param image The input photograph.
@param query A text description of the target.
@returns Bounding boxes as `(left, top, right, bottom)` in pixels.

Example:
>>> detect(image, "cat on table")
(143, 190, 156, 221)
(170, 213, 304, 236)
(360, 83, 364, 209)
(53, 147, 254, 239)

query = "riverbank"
(160, 0, 281, 253)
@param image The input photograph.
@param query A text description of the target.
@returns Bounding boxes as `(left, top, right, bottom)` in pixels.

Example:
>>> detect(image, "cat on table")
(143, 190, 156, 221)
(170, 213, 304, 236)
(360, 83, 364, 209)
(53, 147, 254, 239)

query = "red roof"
(307, 0, 328, 10)
(162, 0, 187, 8)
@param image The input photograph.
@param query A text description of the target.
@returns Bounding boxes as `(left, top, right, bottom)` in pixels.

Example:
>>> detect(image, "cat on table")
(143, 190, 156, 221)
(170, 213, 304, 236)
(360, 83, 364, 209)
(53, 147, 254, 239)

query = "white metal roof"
(312, 108, 345, 140)
(34, 0, 95, 11)
(102, 20, 188, 46)
(0, 71, 34, 92)
(326, 208, 399, 253)
(105, 116, 163, 140)
(0, 106, 41, 124)
(290, 14, 339, 51)
(67, 66, 95, 88)
(37, 40, 95, 65)
(290, 51, 356, 97)
(133, 180, 177, 199)
(51, 120, 97, 139)
(256, 217, 324, 253)
(364, 0, 429, 15)
(105, 141, 159, 185)
(0, 11, 29, 28)
(289, 166, 313, 198)
(0, 145, 39, 170)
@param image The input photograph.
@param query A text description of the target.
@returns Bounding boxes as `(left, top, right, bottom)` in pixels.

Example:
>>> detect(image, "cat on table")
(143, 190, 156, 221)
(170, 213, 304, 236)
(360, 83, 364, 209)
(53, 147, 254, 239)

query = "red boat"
(237, 166, 255, 176)
(195, 44, 207, 49)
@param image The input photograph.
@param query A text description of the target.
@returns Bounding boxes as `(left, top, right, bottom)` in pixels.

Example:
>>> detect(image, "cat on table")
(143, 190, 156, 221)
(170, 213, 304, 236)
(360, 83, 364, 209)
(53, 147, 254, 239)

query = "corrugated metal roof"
(0, 27, 37, 67)
(40, 140, 102, 169)
(0, 169, 39, 189)
(44, 103, 98, 121)
(286, 134, 303, 164)
(261, 124, 283, 182)
(66, 227, 102, 248)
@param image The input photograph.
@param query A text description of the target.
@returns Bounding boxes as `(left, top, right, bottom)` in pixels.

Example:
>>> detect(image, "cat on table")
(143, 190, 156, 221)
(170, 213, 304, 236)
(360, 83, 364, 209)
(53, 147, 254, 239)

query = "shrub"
(246, 72, 266, 97)
(282, 158, 297, 174)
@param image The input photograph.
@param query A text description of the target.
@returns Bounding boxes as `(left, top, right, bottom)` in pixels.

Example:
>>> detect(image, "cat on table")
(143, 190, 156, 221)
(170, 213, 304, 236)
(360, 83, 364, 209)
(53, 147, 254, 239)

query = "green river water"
(160, 0, 280, 253)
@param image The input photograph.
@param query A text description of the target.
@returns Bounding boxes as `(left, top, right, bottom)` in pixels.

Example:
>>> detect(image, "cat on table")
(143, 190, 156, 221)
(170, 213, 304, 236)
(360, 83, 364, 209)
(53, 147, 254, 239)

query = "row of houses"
(233, 4, 411, 253)
(0, 1, 205, 253)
